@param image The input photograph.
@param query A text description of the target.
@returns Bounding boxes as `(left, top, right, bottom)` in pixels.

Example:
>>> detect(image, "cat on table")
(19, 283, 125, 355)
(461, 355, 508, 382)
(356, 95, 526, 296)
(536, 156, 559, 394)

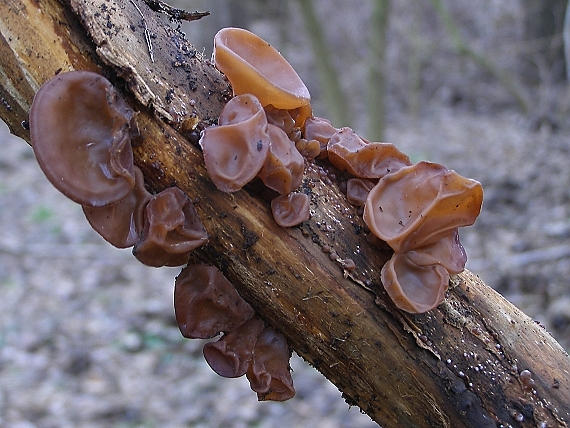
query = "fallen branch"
(0, 0, 569, 426)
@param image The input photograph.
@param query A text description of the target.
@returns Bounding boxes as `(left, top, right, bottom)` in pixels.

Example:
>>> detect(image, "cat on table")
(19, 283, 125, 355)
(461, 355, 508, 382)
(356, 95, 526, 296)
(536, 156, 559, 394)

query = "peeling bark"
(0, 0, 569, 426)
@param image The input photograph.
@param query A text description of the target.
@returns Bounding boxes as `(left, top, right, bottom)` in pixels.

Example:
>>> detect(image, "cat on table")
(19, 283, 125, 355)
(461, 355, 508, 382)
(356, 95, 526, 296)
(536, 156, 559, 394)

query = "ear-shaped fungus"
(270, 192, 310, 227)
(29, 70, 136, 207)
(203, 316, 265, 378)
(381, 253, 450, 313)
(303, 116, 339, 157)
(346, 178, 376, 207)
(406, 230, 467, 275)
(133, 188, 208, 267)
(363, 161, 483, 253)
(174, 264, 255, 339)
(200, 94, 270, 192)
(327, 128, 411, 179)
(246, 326, 295, 401)
(213, 28, 311, 112)
(83, 166, 152, 248)
(257, 124, 305, 195)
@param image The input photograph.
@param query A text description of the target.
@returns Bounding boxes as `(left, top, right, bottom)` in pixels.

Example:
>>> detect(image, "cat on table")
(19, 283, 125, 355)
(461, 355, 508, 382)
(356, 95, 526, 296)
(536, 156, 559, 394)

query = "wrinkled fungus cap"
(203, 316, 265, 378)
(406, 229, 467, 275)
(257, 124, 305, 195)
(174, 264, 255, 339)
(327, 128, 411, 179)
(381, 253, 449, 313)
(303, 116, 339, 157)
(200, 94, 270, 192)
(246, 326, 295, 401)
(270, 192, 310, 227)
(83, 166, 152, 248)
(29, 70, 136, 207)
(363, 161, 483, 253)
(213, 28, 311, 111)
(133, 188, 208, 267)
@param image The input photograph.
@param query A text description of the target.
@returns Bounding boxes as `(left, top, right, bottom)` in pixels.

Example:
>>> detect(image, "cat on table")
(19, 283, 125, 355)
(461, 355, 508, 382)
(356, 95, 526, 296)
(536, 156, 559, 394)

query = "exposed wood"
(0, 0, 569, 426)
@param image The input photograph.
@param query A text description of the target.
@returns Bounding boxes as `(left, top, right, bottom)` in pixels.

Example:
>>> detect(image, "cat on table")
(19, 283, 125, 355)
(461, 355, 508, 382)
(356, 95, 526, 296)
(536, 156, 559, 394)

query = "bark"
(1, 0, 569, 426)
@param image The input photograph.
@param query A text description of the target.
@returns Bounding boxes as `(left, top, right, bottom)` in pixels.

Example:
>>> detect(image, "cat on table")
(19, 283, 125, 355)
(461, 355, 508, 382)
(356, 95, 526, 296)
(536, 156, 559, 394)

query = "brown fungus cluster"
(30, 71, 209, 268)
(204, 27, 483, 313)
(29, 69, 296, 402)
(175, 265, 295, 401)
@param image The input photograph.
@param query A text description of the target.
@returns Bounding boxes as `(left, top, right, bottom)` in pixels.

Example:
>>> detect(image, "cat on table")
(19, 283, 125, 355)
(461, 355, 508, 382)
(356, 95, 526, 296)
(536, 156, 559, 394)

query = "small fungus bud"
(174, 264, 255, 339)
(270, 192, 310, 227)
(133, 188, 208, 267)
(29, 70, 136, 207)
(303, 116, 339, 157)
(246, 326, 295, 401)
(200, 94, 270, 192)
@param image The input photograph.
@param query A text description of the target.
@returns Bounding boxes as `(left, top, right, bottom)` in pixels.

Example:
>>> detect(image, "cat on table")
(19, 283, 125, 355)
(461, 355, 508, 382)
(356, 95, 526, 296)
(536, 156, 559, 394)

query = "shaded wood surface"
(0, 0, 569, 426)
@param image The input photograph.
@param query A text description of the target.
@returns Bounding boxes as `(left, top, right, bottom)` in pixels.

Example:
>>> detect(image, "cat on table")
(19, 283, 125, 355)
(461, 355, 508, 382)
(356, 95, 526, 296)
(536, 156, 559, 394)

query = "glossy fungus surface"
(381, 253, 450, 313)
(246, 326, 295, 401)
(203, 316, 265, 378)
(213, 27, 311, 111)
(257, 124, 305, 194)
(346, 178, 376, 207)
(200, 94, 270, 192)
(174, 264, 255, 339)
(83, 166, 152, 248)
(29, 70, 136, 207)
(133, 188, 208, 267)
(270, 192, 310, 227)
(406, 229, 467, 275)
(363, 161, 483, 253)
(303, 116, 338, 157)
(327, 128, 411, 179)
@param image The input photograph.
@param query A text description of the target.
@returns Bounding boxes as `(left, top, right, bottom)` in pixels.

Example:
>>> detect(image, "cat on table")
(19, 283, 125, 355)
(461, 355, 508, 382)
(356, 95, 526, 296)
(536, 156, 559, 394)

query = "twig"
(130, 0, 154, 63)
(142, 0, 209, 22)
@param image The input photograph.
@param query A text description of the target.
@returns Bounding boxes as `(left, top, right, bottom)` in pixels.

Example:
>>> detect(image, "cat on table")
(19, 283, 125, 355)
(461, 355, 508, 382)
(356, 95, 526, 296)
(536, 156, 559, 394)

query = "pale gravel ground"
(2, 99, 570, 427)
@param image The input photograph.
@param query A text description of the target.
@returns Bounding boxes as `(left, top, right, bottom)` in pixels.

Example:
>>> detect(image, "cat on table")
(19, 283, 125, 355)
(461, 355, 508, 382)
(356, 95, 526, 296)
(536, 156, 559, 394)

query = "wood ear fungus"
(29, 70, 136, 207)
(213, 27, 311, 112)
(133, 188, 208, 267)
(200, 94, 270, 192)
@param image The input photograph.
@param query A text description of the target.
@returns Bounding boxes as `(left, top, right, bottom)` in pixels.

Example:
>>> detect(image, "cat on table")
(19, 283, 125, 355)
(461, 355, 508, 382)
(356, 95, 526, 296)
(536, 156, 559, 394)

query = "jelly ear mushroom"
(174, 264, 255, 339)
(200, 94, 270, 192)
(363, 161, 483, 253)
(203, 316, 265, 378)
(257, 124, 305, 195)
(83, 166, 152, 248)
(381, 253, 449, 313)
(270, 192, 310, 227)
(133, 188, 208, 267)
(213, 28, 311, 112)
(327, 128, 411, 179)
(246, 326, 295, 401)
(29, 70, 136, 207)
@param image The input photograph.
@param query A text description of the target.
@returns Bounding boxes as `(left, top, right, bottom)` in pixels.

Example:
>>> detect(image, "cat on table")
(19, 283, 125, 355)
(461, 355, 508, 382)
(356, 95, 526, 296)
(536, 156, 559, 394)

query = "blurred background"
(1, 0, 570, 426)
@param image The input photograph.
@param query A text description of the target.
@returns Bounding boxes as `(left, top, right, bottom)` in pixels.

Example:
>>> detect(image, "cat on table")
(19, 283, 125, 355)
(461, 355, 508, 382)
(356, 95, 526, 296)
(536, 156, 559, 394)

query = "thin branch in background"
(429, 0, 530, 114)
(367, 0, 390, 141)
(294, 0, 351, 127)
(563, 0, 570, 80)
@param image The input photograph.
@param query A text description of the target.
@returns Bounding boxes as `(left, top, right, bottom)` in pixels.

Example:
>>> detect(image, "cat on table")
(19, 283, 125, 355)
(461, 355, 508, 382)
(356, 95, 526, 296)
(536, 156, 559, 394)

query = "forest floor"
(1, 100, 570, 427)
